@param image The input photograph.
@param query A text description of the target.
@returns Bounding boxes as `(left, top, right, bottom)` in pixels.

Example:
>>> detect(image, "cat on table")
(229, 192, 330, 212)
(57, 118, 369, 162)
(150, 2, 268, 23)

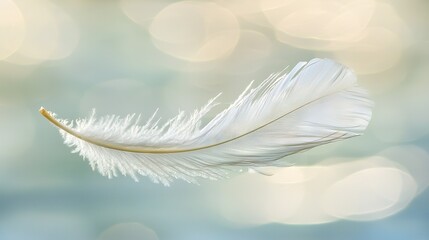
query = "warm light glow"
(262, 0, 376, 51)
(0, 0, 427, 236)
(215, 155, 421, 225)
(149, 1, 240, 62)
(120, 0, 169, 27)
(214, 0, 270, 27)
(323, 167, 417, 221)
(379, 145, 429, 194)
(0, 0, 26, 60)
(5, 0, 79, 65)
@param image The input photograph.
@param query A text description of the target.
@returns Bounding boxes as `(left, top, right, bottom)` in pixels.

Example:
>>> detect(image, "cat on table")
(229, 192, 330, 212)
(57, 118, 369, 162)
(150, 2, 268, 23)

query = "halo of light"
(217, 166, 340, 226)
(378, 145, 429, 194)
(149, 1, 240, 62)
(219, 173, 307, 226)
(215, 0, 270, 27)
(5, 0, 79, 65)
(268, 166, 326, 184)
(215, 0, 262, 17)
(323, 167, 417, 221)
(368, 2, 409, 40)
(215, 155, 420, 225)
(0, 0, 26, 60)
(120, 0, 169, 27)
(262, 0, 376, 51)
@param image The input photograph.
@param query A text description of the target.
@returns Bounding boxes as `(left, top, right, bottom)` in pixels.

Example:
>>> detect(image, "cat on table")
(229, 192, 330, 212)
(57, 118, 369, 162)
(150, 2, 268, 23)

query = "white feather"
(40, 58, 372, 186)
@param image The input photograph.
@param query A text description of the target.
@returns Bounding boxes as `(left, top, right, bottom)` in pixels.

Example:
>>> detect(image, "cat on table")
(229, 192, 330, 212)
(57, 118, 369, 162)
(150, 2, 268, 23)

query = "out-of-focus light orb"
(215, 0, 270, 27)
(5, 0, 79, 65)
(120, 0, 168, 27)
(379, 145, 429, 194)
(323, 167, 417, 221)
(216, 155, 420, 226)
(0, 104, 34, 159)
(149, 1, 240, 62)
(268, 166, 325, 184)
(98, 222, 158, 240)
(219, 172, 307, 226)
(334, 27, 403, 74)
(262, 0, 376, 51)
(215, 0, 261, 18)
(369, 2, 409, 39)
(0, 0, 25, 60)
(218, 166, 339, 226)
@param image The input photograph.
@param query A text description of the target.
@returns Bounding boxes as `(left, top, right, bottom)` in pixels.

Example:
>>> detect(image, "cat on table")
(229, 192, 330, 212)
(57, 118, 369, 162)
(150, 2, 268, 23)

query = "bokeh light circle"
(215, 155, 420, 226)
(0, 0, 26, 60)
(323, 167, 417, 221)
(262, 0, 376, 51)
(120, 0, 169, 27)
(5, 0, 79, 65)
(149, 1, 240, 62)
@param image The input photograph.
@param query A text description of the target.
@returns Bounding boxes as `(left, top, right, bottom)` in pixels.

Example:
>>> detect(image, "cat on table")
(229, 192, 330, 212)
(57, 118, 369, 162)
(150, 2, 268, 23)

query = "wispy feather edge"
(40, 58, 372, 186)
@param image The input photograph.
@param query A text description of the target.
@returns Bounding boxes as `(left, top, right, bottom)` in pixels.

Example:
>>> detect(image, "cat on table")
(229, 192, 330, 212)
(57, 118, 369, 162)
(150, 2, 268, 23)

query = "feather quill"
(40, 58, 372, 186)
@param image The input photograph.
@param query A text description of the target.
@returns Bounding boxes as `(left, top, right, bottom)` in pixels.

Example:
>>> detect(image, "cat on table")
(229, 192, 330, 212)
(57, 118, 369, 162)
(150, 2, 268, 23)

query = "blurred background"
(1, 0, 428, 239)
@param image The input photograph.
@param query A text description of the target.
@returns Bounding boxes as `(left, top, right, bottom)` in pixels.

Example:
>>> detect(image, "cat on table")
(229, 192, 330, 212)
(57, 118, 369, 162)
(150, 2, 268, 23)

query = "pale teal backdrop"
(0, 0, 428, 239)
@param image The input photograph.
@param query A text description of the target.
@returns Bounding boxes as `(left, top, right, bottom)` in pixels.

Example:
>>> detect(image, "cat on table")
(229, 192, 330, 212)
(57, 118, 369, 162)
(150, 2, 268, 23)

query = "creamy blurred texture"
(0, 0, 25, 60)
(3, 0, 79, 65)
(263, 0, 376, 50)
(149, 1, 240, 62)
(214, 155, 423, 226)
(120, 0, 169, 28)
(0, 0, 428, 239)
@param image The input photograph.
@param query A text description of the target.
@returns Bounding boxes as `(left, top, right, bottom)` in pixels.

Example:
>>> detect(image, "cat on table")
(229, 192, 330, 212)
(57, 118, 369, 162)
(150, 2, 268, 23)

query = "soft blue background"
(1, 0, 428, 239)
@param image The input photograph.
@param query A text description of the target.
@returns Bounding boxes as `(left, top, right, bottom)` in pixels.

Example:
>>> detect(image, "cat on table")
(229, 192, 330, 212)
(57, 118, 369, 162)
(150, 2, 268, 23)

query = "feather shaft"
(40, 58, 373, 185)
(40, 93, 346, 154)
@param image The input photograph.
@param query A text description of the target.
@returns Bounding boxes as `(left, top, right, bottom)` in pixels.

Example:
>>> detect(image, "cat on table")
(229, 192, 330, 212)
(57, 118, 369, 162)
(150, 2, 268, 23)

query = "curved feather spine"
(40, 58, 373, 186)
(40, 93, 353, 154)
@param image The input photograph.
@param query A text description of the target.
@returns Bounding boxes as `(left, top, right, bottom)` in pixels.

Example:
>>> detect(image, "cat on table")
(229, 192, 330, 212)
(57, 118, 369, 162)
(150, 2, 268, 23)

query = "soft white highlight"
(40, 58, 372, 186)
